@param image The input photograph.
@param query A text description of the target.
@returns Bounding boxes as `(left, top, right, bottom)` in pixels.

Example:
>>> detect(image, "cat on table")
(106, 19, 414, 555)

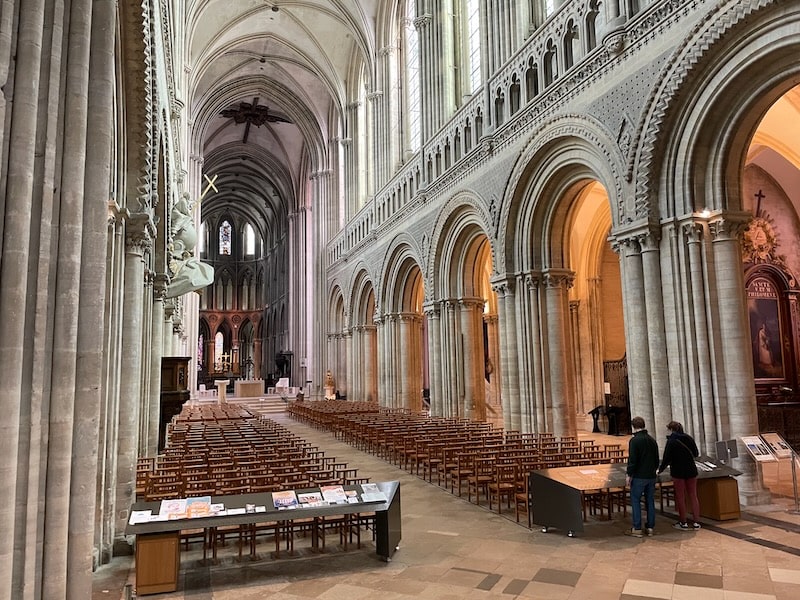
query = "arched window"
(244, 223, 255, 256)
(214, 331, 224, 366)
(466, 0, 481, 92)
(219, 220, 232, 255)
(404, 1, 421, 152)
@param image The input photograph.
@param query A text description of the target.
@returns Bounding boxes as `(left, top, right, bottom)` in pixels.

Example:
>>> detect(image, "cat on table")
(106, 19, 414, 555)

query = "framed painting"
(747, 276, 785, 380)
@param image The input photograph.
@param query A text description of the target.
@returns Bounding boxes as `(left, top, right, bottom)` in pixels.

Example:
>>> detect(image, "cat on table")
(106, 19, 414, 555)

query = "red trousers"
(672, 477, 700, 523)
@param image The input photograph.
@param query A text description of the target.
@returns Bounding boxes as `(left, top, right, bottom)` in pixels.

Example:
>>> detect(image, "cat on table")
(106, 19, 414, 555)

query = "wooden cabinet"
(697, 476, 741, 520)
(135, 531, 180, 595)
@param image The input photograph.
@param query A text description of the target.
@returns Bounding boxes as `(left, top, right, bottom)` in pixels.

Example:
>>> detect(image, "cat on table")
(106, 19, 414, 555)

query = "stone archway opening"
(564, 180, 627, 434)
(742, 84, 800, 451)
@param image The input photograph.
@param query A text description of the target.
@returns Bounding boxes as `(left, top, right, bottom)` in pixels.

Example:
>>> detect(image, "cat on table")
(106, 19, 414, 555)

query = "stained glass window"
(219, 220, 231, 255)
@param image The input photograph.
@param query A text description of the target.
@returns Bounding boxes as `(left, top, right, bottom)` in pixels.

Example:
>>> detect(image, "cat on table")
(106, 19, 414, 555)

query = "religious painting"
(747, 276, 785, 380)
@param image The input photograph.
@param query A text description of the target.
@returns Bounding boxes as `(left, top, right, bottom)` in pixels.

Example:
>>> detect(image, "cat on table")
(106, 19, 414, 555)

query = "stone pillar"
(459, 299, 485, 420)
(139, 270, 155, 455)
(484, 313, 501, 412)
(0, 0, 44, 588)
(683, 221, 716, 444)
(424, 303, 442, 415)
(445, 300, 462, 417)
(415, 9, 455, 143)
(253, 338, 262, 379)
(115, 215, 152, 541)
(639, 231, 672, 445)
(397, 315, 410, 408)
(617, 236, 655, 432)
(544, 270, 577, 437)
(523, 273, 546, 431)
(709, 215, 769, 504)
(492, 277, 521, 431)
(375, 315, 387, 406)
(344, 327, 354, 399)
(148, 284, 166, 454)
(364, 325, 378, 402)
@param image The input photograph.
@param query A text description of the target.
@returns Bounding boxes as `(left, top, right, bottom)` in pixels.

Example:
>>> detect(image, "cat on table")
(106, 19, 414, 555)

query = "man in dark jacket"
(657, 421, 701, 530)
(625, 416, 659, 537)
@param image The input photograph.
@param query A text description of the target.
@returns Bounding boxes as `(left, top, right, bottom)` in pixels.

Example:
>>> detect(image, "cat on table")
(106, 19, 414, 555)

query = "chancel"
(1, 1, 800, 599)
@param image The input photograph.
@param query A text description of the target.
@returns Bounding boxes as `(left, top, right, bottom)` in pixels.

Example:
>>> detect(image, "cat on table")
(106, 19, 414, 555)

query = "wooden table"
(126, 481, 401, 595)
(530, 459, 740, 536)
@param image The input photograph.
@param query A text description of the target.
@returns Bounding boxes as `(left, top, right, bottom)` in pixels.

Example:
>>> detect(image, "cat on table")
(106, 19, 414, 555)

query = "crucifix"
(754, 189, 765, 216)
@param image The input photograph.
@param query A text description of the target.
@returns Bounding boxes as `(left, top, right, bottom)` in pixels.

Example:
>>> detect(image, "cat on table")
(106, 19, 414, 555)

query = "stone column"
(445, 300, 462, 417)
(424, 302, 442, 415)
(364, 325, 378, 402)
(617, 236, 655, 432)
(492, 277, 521, 431)
(459, 299, 485, 421)
(484, 313, 501, 412)
(0, 0, 44, 589)
(683, 221, 716, 444)
(375, 315, 387, 406)
(521, 273, 546, 431)
(254, 337, 263, 379)
(115, 214, 152, 541)
(139, 270, 155, 454)
(543, 270, 577, 437)
(639, 230, 672, 444)
(344, 327, 354, 399)
(709, 215, 769, 504)
(148, 283, 166, 454)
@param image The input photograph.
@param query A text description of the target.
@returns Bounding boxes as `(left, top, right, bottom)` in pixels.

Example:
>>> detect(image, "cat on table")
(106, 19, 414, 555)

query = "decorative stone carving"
(165, 194, 215, 298)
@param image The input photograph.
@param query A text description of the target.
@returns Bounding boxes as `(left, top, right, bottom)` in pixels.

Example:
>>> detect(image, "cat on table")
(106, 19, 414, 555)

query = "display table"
(126, 481, 401, 595)
(530, 459, 740, 536)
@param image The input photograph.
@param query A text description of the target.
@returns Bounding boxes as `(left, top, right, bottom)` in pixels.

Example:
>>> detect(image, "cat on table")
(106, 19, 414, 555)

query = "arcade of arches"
(0, 1, 799, 597)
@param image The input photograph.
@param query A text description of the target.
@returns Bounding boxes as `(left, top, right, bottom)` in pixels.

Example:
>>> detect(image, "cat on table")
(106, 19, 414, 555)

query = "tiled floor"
(93, 410, 800, 599)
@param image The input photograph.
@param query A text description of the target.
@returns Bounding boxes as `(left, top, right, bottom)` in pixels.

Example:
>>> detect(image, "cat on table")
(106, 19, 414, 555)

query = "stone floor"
(93, 411, 800, 599)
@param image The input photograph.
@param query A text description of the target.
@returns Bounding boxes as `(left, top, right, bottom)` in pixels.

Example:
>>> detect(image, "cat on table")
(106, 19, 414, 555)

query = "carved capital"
(490, 275, 515, 296)
(709, 212, 750, 242)
(543, 269, 575, 290)
(682, 221, 706, 245)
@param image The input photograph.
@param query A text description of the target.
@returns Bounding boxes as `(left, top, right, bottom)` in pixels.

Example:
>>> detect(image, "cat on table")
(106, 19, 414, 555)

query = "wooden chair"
(514, 472, 533, 528)
(487, 462, 517, 513)
(467, 452, 496, 505)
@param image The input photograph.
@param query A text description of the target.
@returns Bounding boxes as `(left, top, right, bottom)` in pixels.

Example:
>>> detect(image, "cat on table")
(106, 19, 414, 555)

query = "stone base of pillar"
(112, 537, 135, 557)
(576, 413, 592, 433)
(739, 488, 773, 507)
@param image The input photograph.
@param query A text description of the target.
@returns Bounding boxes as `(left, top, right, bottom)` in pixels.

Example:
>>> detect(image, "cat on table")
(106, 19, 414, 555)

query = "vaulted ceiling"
(186, 0, 381, 243)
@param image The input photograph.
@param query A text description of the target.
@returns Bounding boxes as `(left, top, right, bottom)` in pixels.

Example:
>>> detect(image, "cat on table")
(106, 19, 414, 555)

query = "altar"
(234, 379, 264, 397)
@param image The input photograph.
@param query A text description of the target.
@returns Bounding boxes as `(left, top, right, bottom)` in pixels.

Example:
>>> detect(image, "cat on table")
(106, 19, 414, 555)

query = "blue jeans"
(629, 477, 656, 530)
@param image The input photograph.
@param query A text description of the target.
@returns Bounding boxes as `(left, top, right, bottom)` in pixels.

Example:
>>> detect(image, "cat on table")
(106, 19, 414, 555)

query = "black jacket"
(626, 430, 660, 479)
(658, 432, 699, 479)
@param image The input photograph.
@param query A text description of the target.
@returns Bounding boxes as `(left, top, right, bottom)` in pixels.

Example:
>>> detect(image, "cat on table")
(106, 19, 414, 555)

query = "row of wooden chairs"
(136, 406, 375, 561)
(288, 401, 630, 528)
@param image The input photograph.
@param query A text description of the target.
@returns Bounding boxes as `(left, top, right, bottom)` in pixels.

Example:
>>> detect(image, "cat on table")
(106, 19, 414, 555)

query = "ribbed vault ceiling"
(187, 0, 380, 242)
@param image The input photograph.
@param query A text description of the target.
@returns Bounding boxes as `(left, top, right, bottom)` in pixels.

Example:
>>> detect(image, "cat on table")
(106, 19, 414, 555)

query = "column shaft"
(620, 239, 655, 432)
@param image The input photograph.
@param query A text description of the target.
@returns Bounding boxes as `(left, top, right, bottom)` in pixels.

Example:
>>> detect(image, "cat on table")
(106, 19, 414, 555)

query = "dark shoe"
(673, 521, 690, 531)
(645, 527, 655, 536)
(625, 528, 643, 537)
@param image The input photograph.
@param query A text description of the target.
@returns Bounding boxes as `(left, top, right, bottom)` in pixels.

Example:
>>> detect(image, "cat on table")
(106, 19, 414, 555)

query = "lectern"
(160, 357, 190, 450)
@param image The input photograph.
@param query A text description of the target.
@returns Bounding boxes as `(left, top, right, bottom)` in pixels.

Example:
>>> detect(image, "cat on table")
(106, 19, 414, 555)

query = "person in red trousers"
(658, 421, 701, 530)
